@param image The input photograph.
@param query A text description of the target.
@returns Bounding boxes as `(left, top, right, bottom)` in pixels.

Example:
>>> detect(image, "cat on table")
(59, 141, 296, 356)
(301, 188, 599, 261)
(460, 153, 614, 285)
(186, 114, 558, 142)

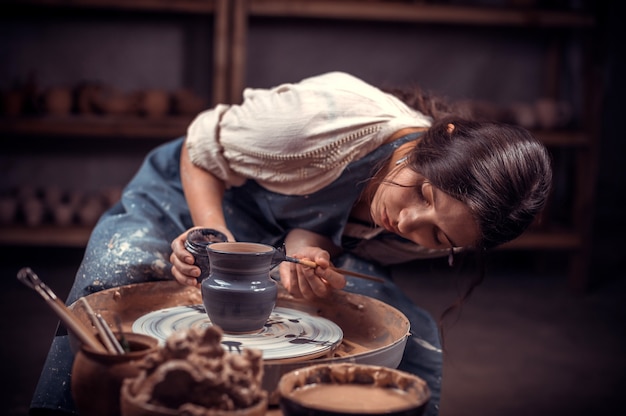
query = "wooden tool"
(79, 298, 125, 354)
(17, 267, 107, 353)
(284, 256, 385, 283)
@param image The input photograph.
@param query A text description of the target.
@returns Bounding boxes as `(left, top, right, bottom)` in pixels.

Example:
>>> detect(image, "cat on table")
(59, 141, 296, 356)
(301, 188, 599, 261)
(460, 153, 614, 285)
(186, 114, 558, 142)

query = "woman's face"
(369, 167, 479, 250)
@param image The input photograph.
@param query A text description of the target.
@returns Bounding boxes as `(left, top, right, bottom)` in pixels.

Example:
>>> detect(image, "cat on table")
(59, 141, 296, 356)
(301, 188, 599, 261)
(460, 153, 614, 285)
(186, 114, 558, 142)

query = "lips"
(380, 209, 396, 233)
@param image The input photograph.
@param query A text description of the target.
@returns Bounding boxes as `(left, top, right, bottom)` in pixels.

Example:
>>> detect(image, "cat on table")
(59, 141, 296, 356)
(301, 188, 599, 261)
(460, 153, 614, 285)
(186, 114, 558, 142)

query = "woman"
(31, 72, 552, 416)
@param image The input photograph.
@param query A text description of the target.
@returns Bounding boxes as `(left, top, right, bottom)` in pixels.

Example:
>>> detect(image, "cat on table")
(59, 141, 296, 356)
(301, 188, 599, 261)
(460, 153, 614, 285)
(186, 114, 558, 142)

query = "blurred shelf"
(0, 117, 589, 148)
(3, 0, 217, 14)
(500, 231, 582, 250)
(0, 225, 93, 248)
(534, 130, 589, 147)
(247, 0, 595, 28)
(0, 115, 194, 140)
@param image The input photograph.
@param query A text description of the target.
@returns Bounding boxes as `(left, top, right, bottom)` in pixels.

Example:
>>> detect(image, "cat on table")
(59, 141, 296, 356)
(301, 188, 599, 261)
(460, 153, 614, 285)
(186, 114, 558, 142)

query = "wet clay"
(121, 325, 267, 415)
(290, 384, 415, 413)
(278, 363, 430, 415)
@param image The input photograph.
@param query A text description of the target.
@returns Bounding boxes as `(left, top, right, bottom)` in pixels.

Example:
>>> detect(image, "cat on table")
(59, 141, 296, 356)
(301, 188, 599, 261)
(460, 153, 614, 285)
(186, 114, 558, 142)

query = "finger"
(279, 262, 302, 298)
(171, 237, 195, 265)
(298, 265, 330, 300)
(170, 252, 201, 285)
(320, 268, 346, 290)
(171, 267, 200, 287)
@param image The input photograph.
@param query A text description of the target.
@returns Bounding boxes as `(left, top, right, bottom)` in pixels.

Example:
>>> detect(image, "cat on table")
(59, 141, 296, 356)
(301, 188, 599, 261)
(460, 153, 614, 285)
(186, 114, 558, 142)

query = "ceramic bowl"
(278, 363, 430, 416)
(71, 332, 159, 416)
(120, 381, 268, 416)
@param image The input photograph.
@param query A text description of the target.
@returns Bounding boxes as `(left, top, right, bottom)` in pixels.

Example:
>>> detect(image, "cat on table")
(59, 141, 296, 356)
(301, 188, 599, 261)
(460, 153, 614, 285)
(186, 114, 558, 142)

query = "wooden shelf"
(499, 230, 581, 250)
(0, 115, 194, 140)
(0, 225, 93, 248)
(0, 117, 589, 148)
(534, 130, 589, 148)
(4, 0, 217, 14)
(247, 0, 595, 28)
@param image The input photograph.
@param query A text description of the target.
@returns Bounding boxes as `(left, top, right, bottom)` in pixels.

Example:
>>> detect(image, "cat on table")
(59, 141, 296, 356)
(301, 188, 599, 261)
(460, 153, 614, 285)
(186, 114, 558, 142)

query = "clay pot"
(184, 228, 228, 282)
(535, 98, 573, 130)
(52, 201, 75, 226)
(21, 196, 45, 227)
(202, 242, 279, 334)
(138, 89, 170, 118)
(76, 194, 105, 226)
(92, 87, 135, 115)
(171, 89, 206, 115)
(71, 333, 159, 416)
(1, 89, 25, 117)
(75, 82, 104, 114)
(0, 195, 18, 224)
(42, 87, 73, 116)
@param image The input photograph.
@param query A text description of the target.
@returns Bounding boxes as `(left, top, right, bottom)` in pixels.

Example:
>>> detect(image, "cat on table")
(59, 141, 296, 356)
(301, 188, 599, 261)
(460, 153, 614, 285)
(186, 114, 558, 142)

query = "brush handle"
(43, 290, 107, 353)
(18, 268, 107, 353)
(285, 257, 385, 283)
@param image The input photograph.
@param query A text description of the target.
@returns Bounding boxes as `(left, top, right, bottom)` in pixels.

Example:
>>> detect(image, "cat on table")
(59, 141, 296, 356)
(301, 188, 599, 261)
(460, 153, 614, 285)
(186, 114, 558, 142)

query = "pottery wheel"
(132, 305, 344, 362)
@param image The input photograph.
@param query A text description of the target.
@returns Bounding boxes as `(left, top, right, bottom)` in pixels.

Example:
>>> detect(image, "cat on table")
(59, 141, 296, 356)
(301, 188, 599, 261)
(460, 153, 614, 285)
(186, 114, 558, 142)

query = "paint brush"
(79, 298, 120, 354)
(283, 256, 385, 283)
(17, 267, 107, 353)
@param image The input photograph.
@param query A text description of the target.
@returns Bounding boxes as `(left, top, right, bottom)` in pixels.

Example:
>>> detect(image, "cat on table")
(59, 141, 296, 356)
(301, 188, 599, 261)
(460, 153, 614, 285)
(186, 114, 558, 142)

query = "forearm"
(180, 139, 228, 230)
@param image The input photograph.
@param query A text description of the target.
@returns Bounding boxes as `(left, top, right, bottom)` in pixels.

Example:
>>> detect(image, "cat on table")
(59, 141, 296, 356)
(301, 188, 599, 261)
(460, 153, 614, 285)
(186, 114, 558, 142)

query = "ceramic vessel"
(184, 228, 228, 282)
(278, 363, 431, 416)
(202, 242, 279, 334)
(71, 332, 159, 416)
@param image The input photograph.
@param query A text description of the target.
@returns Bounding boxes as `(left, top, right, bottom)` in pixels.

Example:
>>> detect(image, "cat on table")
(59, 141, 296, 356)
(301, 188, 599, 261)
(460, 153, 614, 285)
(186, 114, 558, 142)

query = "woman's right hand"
(170, 226, 234, 287)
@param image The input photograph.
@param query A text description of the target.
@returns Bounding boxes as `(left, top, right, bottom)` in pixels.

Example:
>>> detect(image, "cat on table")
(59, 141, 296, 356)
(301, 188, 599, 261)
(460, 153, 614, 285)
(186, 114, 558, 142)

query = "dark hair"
(385, 85, 553, 343)
(385, 84, 553, 249)
(407, 116, 553, 249)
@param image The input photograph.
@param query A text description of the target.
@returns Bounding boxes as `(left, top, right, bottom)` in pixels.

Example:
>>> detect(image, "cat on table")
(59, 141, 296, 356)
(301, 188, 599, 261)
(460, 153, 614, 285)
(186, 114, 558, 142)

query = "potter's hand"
(279, 247, 346, 300)
(170, 226, 235, 287)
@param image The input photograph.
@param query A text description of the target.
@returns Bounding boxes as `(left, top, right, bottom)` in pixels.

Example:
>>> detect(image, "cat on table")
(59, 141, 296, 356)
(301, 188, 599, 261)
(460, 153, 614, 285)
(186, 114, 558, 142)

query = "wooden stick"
(290, 258, 385, 283)
(96, 313, 125, 354)
(33, 286, 106, 352)
(18, 268, 107, 353)
(80, 298, 122, 354)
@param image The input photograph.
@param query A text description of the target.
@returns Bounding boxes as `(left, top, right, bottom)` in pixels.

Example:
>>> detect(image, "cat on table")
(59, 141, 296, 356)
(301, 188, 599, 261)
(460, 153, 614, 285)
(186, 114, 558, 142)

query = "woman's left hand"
(279, 246, 346, 300)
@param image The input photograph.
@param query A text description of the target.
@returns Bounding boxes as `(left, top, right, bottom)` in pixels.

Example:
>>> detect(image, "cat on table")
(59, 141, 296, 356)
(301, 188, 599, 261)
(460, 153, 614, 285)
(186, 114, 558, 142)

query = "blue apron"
(31, 134, 442, 416)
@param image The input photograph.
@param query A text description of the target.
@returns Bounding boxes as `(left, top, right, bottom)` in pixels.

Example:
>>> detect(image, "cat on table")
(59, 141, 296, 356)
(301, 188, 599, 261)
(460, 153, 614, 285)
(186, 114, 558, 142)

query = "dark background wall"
(0, 0, 623, 287)
(0, 2, 624, 415)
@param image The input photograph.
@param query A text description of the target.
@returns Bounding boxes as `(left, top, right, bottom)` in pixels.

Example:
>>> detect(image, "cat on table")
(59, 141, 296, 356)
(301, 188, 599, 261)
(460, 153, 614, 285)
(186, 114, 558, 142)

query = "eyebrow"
(431, 187, 458, 248)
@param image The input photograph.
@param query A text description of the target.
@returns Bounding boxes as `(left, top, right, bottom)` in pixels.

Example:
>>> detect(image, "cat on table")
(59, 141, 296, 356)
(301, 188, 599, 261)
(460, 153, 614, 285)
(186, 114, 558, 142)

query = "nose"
(397, 205, 423, 233)
(397, 206, 435, 246)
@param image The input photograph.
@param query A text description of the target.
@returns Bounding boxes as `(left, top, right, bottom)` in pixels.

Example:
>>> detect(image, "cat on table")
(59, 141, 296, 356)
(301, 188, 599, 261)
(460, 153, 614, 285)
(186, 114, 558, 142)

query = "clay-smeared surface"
(69, 281, 410, 404)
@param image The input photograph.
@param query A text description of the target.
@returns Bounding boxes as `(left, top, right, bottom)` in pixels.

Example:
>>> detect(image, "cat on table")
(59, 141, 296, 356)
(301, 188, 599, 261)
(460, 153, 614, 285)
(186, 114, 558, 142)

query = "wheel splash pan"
(68, 281, 410, 404)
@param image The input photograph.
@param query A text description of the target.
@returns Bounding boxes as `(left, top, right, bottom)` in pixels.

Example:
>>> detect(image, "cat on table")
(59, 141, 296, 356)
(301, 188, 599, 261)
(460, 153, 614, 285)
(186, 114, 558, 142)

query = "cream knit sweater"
(186, 72, 432, 196)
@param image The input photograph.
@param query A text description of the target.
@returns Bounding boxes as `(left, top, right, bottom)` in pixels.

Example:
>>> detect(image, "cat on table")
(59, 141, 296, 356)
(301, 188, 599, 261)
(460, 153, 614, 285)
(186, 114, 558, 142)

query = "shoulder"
(299, 71, 372, 87)
(297, 72, 386, 98)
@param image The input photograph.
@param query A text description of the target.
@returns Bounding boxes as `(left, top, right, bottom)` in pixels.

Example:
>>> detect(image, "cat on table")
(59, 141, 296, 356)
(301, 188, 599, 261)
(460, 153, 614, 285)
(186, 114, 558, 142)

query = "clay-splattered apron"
(31, 133, 442, 416)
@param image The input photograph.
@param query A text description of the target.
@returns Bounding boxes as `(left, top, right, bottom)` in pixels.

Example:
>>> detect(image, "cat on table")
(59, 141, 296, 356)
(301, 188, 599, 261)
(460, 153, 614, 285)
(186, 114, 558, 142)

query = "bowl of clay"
(278, 363, 430, 416)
